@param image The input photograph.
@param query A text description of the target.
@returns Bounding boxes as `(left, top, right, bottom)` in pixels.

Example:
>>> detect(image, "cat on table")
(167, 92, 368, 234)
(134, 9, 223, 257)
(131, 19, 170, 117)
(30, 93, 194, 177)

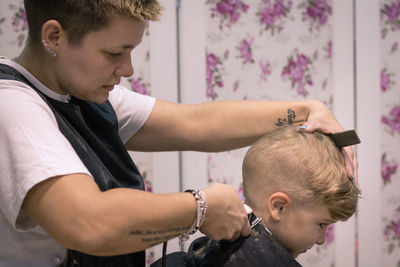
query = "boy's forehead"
(300, 202, 335, 223)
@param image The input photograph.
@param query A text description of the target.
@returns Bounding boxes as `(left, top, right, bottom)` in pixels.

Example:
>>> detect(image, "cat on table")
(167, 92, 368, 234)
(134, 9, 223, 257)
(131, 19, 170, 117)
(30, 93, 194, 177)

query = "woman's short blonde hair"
(243, 126, 360, 221)
(24, 0, 163, 46)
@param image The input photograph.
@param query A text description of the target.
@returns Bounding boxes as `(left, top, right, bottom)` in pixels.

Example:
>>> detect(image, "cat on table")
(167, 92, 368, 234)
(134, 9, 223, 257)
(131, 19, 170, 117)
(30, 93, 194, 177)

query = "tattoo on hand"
(276, 109, 305, 126)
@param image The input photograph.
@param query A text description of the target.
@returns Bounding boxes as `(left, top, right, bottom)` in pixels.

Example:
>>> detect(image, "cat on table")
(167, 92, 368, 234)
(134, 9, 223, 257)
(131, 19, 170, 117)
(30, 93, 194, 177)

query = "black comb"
(328, 130, 361, 148)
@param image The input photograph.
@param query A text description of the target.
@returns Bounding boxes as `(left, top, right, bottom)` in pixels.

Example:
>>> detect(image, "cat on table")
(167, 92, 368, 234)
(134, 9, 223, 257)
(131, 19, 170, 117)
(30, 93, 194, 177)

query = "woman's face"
(54, 17, 146, 103)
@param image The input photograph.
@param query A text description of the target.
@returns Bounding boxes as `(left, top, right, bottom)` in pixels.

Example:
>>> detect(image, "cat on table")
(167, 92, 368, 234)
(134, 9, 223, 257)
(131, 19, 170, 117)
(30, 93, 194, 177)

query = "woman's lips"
(102, 85, 115, 91)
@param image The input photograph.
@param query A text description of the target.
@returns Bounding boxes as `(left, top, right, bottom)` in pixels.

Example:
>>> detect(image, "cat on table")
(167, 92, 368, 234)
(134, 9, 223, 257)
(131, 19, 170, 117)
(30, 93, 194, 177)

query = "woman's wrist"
(301, 99, 323, 116)
(178, 189, 208, 247)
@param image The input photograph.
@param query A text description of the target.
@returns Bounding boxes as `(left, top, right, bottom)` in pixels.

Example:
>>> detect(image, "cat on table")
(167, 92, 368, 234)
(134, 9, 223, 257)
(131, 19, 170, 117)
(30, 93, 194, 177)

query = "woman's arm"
(126, 99, 314, 152)
(126, 99, 356, 179)
(22, 174, 250, 256)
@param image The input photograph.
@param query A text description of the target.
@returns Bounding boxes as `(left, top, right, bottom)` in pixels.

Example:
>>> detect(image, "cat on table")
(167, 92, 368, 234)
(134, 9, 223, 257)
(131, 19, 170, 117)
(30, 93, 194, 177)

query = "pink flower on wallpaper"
(206, 52, 224, 100)
(206, 155, 228, 184)
(256, 0, 293, 35)
(381, 68, 395, 92)
(237, 37, 255, 64)
(136, 166, 152, 193)
(11, 7, 27, 30)
(143, 179, 152, 192)
(223, 49, 230, 59)
(233, 80, 240, 92)
(0, 17, 5, 35)
(129, 78, 150, 95)
(383, 206, 400, 254)
(207, 0, 250, 29)
(299, 0, 332, 32)
(391, 41, 399, 53)
(381, 154, 398, 185)
(325, 224, 334, 245)
(259, 59, 272, 83)
(9, 4, 28, 46)
(382, 105, 400, 134)
(324, 40, 332, 59)
(380, 0, 400, 38)
(321, 79, 328, 90)
(281, 49, 313, 96)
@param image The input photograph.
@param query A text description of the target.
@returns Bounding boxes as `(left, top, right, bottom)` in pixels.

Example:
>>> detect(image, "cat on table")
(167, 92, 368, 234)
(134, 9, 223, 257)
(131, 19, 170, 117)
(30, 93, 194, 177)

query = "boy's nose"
(316, 230, 326, 245)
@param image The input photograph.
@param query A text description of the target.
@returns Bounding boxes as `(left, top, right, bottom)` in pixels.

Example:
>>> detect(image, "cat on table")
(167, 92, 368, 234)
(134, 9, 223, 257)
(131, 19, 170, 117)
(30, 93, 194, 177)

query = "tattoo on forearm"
(130, 226, 189, 244)
(276, 109, 305, 126)
(141, 234, 177, 244)
(287, 109, 295, 124)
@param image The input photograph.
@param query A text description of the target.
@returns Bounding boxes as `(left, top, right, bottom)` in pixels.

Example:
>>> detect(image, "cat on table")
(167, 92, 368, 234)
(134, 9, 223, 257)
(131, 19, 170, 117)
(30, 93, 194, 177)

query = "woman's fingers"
(342, 146, 358, 182)
(200, 184, 251, 241)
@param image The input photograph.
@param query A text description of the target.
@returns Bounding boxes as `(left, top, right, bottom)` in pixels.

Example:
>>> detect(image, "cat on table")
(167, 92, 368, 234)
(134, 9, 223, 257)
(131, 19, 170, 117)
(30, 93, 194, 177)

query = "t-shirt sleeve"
(108, 85, 156, 144)
(0, 81, 90, 231)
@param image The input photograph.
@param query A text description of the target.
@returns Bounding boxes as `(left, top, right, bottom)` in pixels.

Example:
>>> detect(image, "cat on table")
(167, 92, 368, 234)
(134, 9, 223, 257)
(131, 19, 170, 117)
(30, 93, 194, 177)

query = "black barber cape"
(0, 64, 146, 267)
(151, 223, 302, 267)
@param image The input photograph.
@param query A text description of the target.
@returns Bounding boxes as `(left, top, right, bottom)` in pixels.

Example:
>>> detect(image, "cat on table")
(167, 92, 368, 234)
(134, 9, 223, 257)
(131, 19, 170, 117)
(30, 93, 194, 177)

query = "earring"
(42, 39, 57, 57)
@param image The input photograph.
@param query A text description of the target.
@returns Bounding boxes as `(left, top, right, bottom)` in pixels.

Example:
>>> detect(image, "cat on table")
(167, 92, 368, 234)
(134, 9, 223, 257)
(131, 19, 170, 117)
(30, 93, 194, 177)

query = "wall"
(1, 0, 399, 266)
(379, 0, 400, 266)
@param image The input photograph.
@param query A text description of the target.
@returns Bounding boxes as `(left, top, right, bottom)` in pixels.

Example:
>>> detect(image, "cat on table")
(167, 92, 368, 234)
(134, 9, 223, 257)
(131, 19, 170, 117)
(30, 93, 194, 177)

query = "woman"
(0, 0, 357, 266)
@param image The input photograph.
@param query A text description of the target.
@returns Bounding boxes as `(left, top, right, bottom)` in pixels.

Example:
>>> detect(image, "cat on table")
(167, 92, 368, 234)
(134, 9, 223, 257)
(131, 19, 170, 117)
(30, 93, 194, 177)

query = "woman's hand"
(200, 183, 251, 241)
(299, 100, 358, 182)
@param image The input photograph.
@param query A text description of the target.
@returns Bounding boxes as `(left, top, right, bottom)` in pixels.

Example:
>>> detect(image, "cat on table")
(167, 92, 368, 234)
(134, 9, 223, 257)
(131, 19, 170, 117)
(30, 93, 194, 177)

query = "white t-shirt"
(0, 57, 156, 266)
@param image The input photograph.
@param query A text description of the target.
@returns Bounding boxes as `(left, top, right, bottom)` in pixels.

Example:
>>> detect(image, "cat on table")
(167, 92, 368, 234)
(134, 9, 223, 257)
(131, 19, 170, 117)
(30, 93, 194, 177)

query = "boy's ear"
(268, 192, 291, 221)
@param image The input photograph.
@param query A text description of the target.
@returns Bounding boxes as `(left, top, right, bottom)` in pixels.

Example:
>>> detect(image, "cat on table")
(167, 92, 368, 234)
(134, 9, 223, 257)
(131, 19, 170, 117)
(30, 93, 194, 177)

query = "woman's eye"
(108, 52, 122, 58)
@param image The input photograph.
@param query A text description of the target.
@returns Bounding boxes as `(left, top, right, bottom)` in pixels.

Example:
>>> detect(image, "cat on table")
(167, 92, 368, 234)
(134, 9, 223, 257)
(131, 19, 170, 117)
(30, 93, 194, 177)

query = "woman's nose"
(115, 55, 134, 77)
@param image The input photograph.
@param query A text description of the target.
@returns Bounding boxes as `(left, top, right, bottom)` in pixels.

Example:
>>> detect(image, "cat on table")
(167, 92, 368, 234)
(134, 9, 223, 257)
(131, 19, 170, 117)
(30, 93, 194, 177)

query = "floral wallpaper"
(0, 2, 28, 56)
(0, 1, 156, 265)
(205, 0, 335, 266)
(2, 0, 399, 266)
(380, 0, 400, 266)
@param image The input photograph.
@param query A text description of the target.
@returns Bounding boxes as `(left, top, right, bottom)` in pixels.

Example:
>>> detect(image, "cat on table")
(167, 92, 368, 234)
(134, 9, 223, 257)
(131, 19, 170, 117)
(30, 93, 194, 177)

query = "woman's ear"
(41, 20, 63, 51)
(268, 192, 291, 221)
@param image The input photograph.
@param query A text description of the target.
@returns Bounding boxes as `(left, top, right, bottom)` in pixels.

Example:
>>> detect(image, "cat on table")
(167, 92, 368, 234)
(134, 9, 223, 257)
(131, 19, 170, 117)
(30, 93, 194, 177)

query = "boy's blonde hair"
(243, 126, 360, 221)
(24, 0, 163, 46)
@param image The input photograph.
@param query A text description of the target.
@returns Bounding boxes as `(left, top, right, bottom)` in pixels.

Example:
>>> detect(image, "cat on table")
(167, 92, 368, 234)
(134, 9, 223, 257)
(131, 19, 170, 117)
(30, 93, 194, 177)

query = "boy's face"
(271, 202, 336, 258)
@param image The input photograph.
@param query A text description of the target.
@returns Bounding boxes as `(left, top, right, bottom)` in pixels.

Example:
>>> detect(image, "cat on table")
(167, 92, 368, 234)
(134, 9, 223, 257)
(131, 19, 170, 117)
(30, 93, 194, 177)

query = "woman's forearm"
(188, 99, 318, 151)
(83, 189, 197, 255)
(23, 173, 196, 256)
(23, 174, 249, 256)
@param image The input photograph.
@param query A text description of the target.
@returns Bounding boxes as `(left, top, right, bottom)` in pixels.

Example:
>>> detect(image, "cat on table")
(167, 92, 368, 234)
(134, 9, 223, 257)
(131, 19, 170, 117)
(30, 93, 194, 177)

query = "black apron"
(0, 63, 146, 267)
(151, 224, 302, 267)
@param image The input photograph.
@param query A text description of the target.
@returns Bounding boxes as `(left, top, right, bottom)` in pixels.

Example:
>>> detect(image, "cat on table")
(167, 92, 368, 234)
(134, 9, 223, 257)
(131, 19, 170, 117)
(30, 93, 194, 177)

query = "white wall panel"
(149, 0, 181, 259)
(355, 0, 382, 266)
(333, 1, 356, 266)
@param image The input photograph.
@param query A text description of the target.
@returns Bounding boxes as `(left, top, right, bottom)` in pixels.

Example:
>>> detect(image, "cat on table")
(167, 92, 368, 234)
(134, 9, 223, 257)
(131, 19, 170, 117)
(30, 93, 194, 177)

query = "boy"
(152, 126, 360, 266)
